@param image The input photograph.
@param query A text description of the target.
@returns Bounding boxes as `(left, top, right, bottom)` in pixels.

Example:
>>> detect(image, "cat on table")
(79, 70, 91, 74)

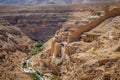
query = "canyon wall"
(0, 4, 110, 41)
(0, 24, 34, 80)
(68, 8, 120, 42)
(31, 11, 120, 80)
(3, 12, 69, 41)
(51, 8, 120, 58)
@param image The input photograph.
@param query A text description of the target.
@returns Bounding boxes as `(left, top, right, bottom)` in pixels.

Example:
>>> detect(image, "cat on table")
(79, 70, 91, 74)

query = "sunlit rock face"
(0, 25, 33, 54)
(1, 4, 103, 41)
(28, 3, 120, 79)
(0, 24, 33, 80)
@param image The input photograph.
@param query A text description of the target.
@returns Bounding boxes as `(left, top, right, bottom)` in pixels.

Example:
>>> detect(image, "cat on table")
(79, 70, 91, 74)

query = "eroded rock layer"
(30, 7, 120, 80)
(0, 25, 33, 80)
(0, 3, 111, 41)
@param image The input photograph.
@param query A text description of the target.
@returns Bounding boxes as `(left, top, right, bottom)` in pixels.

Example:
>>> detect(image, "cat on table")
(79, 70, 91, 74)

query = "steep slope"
(30, 8, 120, 80)
(0, 2, 119, 80)
(0, 3, 112, 41)
(59, 15, 120, 80)
(50, 8, 120, 57)
(0, 25, 34, 80)
(0, 5, 71, 41)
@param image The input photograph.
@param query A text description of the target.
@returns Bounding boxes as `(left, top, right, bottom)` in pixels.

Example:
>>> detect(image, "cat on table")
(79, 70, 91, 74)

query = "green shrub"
(35, 41, 44, 48)
(33, 41, 44, 53)
(28, 72, 40, 80)
(26, 41, 44, 60)
(51, 75, 60, 80)
(23, 41, 44, 80)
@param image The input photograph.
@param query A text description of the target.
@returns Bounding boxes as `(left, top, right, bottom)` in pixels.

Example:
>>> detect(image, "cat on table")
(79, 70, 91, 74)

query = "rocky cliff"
(0, 3, 119, 80)
(0, 24, 34, 80)
(50, 8, 120, 58)
(59, 15, 120, 80)
(30, 7, 120, 80)
(0, 5, 73, 41)
(0, 3, 110, 41)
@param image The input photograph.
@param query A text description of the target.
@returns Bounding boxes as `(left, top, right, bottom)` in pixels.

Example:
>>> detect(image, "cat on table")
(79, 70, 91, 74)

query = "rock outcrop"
(0, 3, 110, 41)
(51, 8, 120, 58)
(3, 12, 68, 41)
(0, 5, 72, 41)
(59, 15, 120, 80)
(0, 3, 120, 80)
(0, 24, 34, 80)
(30, 7, 120, 80)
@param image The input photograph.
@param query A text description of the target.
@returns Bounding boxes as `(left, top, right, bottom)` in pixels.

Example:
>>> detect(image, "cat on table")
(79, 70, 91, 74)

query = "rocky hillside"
(59, 15, 120, 80)
(0, 24, 34, 80)
(3, 12, 68, 41)
(0, 3, 112, 41)
(30, 7, 120, 80)
(0, 3, 119, 80)
(0, 5, 72, 41)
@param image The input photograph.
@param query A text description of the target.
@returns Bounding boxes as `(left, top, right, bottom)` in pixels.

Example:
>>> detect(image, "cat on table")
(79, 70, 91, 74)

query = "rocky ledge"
(30, 8, 120, 80)
(0, 25, 34, 80)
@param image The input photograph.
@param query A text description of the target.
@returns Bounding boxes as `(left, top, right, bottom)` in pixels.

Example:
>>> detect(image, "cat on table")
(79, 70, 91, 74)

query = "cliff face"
(0, 5, 73, 41)
(3, 13, 68, 41)
(0, 4, 110, 41)
(50, 8, 120, 58)
(0, 25, 33, 80)
(59, 15, 120, 80)
(0, 25, 33, 53)
(30, 7, 120, 80)
(0, 4, 119, 80)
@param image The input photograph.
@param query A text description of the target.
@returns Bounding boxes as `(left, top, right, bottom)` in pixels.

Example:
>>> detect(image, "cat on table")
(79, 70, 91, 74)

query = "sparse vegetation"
(27, 41, 44, 60)
(51, 75, 61, 80)
(22, 41, 44, 80)
(28, 72, 40, 80)
(33, 41, 44, 53)
(1, 2, 120, 80)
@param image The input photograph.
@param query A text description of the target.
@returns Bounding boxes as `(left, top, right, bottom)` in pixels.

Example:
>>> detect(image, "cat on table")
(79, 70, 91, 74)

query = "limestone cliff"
(30, 7, 120, 80)
(51, 8, 120, 58)
(0, 25, 34, 80)
(0, 3, 110, 41)
(0, 3, 120, 80)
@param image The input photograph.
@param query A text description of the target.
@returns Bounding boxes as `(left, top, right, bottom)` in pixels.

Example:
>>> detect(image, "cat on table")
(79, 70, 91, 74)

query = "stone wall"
(51, 8, 120, 58)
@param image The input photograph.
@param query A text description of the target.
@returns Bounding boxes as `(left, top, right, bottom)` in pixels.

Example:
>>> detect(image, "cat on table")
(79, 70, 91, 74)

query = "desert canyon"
(0, 0, 120, 80)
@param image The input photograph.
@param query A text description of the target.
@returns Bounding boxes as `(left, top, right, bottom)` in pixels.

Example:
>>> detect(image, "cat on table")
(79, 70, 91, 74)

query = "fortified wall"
(51, 8, 120, 58)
